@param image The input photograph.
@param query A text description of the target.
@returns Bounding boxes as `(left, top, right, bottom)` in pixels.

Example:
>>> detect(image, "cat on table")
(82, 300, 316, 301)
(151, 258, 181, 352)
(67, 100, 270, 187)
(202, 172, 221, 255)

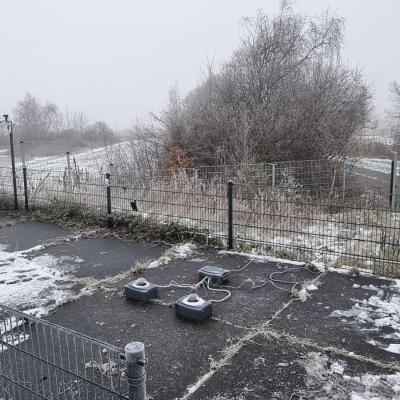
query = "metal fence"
(0, 140, 399, 275)
(0, 160, 398, 276)
(0, 303, 146, 400)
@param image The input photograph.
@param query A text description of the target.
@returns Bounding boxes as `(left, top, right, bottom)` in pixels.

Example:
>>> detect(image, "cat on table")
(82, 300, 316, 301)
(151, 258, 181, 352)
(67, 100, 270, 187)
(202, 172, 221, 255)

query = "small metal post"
(227, 180, 234, 250)
(125, 342, 147, 400)
(106, 172, 112, 226)
(342, 159, 346, 200)
(20, 141, 29, 211)
(7, 119, 18, 210)
(66, 152, 72, 185)
(390, 152, 398, 209)
(22, 167, 29, 211)
(19, 141, 26, 166)
(271, 163, 276, 188)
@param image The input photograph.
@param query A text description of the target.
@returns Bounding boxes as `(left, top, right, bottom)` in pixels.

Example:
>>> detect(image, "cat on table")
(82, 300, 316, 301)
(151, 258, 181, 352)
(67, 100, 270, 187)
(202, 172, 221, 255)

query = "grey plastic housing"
(198, 265, 229, 285)
(125, 279, 158, 303)
(175, 294, 212, 321)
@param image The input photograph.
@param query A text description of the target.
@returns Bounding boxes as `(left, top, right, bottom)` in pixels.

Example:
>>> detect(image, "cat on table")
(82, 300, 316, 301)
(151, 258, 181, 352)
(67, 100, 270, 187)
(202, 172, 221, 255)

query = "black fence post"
(20, 141, 29, 211)
(22, 167, 29, 211)
(390, 152, 398, 209)
(7, 120, 18, 210)
(227, 180, 234, 249)
(106, 172, 112, 227)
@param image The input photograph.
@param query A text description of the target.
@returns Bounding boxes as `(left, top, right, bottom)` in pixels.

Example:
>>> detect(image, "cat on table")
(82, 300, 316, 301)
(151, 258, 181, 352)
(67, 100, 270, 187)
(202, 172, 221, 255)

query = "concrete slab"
(46, 291, 245, 400)
(3, 217, 399, 399)
(0, 217, 73, 251)
(120, 251, 316, 328)
(42, 250, 317, 398)
(271, 270, 400, 364)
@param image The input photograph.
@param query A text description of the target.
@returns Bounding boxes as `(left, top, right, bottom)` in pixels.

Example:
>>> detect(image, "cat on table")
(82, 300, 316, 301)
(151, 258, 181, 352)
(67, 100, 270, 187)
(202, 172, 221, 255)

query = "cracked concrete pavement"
(1, 216, 400, 399)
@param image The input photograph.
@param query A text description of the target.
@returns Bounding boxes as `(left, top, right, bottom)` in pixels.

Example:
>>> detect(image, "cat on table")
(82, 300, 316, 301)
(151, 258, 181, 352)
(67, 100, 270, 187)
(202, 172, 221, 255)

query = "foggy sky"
(1, 0, 399, 130)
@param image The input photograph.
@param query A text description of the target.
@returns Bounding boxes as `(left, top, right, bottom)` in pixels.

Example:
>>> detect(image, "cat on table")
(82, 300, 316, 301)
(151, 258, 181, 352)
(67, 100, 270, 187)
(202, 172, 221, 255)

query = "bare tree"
(388, 81, 400, 148)
(14, 93, 62, 140)
(155, 3, 371, 167)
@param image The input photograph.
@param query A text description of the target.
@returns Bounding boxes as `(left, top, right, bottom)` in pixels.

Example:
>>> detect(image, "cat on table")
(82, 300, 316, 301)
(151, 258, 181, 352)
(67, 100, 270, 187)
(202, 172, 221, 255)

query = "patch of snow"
(0, 246, 75, 316)
(331, 361, 345, 375)
(357, 157, 398, 176)
(361, 284, 381, 292)
(13, 142, 131, 174)
(148, 243, 196, 269)
(386, 344, 400, 354)
(166, 243, 196, 259)
(331, 279, 400, 353)
(253, 356, 266, 369)
(0, 332, 29, 353)
(296, 280, 320, 302)
(310, 260, 327, 272)
(147, 259, 163, 269)
(307, 283, 319, 291)
(219, 250, 305, 266)
(300, 352, 400, 399)
(296, 287, 310, 302)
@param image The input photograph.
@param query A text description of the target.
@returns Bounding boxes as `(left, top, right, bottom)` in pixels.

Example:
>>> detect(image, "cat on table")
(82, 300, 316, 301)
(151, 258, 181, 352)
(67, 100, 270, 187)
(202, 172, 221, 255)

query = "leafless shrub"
(149, 3, 371, 168)
(388, 81, 400, 150)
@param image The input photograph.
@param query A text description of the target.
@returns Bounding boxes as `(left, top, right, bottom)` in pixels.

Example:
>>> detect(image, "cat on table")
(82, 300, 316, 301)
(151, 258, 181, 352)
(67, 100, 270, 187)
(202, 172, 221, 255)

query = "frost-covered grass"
(11, 179, 400, 274)
(1, 157, 399, 275)
(148, 243, 196, 269)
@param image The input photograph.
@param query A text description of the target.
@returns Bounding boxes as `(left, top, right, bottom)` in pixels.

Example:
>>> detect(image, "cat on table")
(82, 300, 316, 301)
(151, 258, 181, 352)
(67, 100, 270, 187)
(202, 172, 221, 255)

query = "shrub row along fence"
(0, 303, 147, 400)
(0, 160, 399, 276)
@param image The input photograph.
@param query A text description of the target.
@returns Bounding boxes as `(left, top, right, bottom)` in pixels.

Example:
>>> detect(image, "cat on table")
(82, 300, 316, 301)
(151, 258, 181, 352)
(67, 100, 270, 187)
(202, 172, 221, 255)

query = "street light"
(0, 114, 18, 210)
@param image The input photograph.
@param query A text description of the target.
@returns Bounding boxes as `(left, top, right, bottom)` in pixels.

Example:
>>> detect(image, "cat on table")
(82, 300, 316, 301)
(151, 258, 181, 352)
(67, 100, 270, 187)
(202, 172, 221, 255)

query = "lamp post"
(1, 114, 18, 210)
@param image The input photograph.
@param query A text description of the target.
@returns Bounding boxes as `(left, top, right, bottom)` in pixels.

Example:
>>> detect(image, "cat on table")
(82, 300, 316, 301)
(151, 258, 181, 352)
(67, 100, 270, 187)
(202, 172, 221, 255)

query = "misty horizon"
(1, 0, 399, 131)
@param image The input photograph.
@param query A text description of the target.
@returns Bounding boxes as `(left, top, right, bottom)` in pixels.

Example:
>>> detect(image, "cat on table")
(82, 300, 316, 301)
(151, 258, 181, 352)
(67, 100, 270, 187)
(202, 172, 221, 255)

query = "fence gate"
(0, 303, 146, 400)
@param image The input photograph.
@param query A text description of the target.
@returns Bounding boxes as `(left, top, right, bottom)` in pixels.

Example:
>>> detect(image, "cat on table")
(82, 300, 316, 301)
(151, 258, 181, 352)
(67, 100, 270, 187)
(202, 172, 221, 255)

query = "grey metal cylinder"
(125, 342, 147, 400)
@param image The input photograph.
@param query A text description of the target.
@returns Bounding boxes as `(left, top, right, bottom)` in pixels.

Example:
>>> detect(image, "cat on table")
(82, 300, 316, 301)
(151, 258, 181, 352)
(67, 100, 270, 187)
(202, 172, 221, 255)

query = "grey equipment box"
(125, 278, 158, 302)
(198, 265, 229, 285)
(175, 294, 212, 321)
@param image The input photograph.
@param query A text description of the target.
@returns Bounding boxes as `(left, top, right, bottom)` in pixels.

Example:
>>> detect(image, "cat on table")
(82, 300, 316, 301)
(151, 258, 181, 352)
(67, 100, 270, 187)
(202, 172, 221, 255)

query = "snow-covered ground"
(331, 278, 400, 356)
(0, 244, 79, 317)
(0, 141, 130, 173)
(359, 135, 394, 146)
(22, 141, 130, 173)
(299, 351, 400, 399)
(357, 158, 399, 176)
(0, 240, 197, 317)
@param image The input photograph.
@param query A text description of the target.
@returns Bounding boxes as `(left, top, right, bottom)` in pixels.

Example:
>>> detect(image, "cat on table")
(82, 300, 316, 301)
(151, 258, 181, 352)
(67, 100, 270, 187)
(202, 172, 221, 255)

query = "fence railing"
(0, 303, 147, 400)
(1, 162, 398, 276)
